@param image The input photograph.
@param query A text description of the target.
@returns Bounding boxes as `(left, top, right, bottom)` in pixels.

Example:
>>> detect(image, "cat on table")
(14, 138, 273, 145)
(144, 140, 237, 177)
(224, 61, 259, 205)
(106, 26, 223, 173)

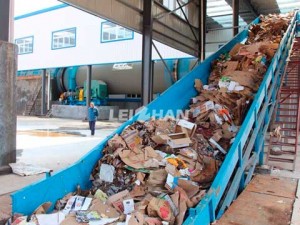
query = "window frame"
(100, 21, 134, 43)
(51, 27, 77, 50)
(15, 36, 34, 55)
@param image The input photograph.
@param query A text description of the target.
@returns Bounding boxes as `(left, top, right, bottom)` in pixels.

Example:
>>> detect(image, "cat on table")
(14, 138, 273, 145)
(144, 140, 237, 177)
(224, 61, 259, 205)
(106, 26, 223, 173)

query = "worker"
(87, 102, 99, 136)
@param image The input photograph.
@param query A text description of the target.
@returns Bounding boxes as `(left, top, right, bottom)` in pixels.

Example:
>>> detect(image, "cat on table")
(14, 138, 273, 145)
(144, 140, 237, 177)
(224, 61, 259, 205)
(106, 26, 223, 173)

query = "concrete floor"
(0, 116, 121, 196)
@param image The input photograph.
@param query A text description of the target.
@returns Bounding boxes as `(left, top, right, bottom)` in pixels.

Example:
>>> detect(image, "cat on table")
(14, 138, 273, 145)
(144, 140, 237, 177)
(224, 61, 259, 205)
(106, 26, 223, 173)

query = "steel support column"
(199, 0, 207, 61)
(47, 71, 51, 111)
(41, 69, 46, 115)
(0, 41, 17, 168)
(141, 0, 153, 106)
(86, 65, 92, 112)
(0, 0, 10, 41)
(233, 0, 239, 36)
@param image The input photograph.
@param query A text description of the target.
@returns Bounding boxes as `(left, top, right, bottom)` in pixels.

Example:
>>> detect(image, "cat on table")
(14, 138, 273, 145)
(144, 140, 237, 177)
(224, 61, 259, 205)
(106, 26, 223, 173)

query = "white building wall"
(205, 27, 247, 57)
(14, 5, 192, 71)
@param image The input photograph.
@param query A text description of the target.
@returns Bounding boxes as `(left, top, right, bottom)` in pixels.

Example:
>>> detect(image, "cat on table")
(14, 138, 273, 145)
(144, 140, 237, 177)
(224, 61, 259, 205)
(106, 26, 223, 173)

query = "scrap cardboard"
(175, 119, 197, 137)
(158, 193, 179, 217)
(223, 61, 239, 75)
(167, 133, 192, 148)
(194, 79, 203, 92)
(107, 190, 130, 206)
(60, 215, 88, 225)
(147, 169, 168, 186)
(121, 129, 142, 150)
(177, 179, 199, 198)
(191, 101, 214, 118)
(89, 198, 120, 218)
(147, 197, 173, 221)
(33, 202, 52, 214)
(119, 149, 145, 169)
(179, 148, 197, 160)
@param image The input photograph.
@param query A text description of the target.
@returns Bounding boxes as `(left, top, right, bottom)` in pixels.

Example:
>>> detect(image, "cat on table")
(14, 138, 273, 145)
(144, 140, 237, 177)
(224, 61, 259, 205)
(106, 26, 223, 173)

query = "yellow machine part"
(79, 89, 84, 101)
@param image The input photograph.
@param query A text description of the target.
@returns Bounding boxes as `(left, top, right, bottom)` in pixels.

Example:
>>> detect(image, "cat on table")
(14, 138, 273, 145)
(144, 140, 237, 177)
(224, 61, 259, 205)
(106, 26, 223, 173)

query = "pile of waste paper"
(10, 12, 293, 225)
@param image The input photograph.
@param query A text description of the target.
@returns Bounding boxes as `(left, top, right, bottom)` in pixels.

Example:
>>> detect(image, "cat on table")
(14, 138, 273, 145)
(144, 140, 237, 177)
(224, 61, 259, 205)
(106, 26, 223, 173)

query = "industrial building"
(1, 0, 300, 225)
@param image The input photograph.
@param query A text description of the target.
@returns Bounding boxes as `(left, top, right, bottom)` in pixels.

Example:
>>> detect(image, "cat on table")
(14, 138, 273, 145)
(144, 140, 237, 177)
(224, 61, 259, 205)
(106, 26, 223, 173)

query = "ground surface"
(0, 116, 121, 224)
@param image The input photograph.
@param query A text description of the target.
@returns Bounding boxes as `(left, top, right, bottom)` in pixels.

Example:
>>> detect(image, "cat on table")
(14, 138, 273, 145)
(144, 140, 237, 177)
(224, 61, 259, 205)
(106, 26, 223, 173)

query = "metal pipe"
(199, 0, 207, 61)
(41, 69, 46, 115)
(141, 0, 153, 105)
(233, 0, 239, 36)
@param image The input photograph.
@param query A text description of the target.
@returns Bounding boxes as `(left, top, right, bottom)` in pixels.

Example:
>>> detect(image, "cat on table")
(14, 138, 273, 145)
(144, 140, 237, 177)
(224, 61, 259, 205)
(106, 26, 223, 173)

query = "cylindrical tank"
(56, 58, 197, 95)
(75, 61, 172, 94)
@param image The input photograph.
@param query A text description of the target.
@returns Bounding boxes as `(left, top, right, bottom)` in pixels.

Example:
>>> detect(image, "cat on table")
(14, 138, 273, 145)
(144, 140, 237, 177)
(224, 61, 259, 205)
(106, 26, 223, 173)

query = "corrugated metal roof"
(207, 0, 299, 30)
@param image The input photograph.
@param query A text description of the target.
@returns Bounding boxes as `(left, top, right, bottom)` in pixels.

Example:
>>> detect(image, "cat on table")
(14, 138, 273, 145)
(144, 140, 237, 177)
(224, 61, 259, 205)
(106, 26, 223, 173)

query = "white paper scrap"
(81, 197, 92, 210)
(62, 195, 77, 214)
(209, 138, 227, 155)
(36, 212, 65, 225)
(89, 218, 119, 225)
(74, 196, 85, 211)
(99, 164, 115, 183)
(123, 199, 135, 214)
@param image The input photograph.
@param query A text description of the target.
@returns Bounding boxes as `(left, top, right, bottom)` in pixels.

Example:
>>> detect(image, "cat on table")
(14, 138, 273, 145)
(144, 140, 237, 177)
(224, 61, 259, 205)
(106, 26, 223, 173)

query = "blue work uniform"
(88, 107, 99, 135)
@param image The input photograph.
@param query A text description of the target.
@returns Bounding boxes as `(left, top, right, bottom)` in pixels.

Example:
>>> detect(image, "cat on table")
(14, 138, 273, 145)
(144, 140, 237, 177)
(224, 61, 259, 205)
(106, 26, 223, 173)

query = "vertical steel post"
(233, 0, 239, 36)
(0, 0, 10, 41)
(0, 41, 17, 168)
(141, 0, 153, 106)
(41, 69, 46, 115)
(199, 0, 206, 61)
(47, 71, 51, 111)
(86, 65, 92, 111)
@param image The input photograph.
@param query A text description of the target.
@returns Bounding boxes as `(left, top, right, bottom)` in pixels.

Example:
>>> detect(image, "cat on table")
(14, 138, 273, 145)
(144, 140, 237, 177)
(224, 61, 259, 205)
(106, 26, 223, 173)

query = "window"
(163, 0, 189, 20)
(15, 36, 33, 54)
(101, 22, 133, 43)
(52, 28, 76, 50)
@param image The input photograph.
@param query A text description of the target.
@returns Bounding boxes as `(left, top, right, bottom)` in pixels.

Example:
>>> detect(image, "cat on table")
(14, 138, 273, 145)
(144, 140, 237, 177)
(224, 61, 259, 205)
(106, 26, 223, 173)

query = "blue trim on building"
(100, 21, 134, 43)
(14, 4, 68, 20)
(51, 27, 77, 50)
(15, 35, 34, 55)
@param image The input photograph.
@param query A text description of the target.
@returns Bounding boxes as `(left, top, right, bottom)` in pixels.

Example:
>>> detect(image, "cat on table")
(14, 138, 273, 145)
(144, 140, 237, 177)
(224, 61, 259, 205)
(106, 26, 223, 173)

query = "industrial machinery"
(17, 58, 196, 105)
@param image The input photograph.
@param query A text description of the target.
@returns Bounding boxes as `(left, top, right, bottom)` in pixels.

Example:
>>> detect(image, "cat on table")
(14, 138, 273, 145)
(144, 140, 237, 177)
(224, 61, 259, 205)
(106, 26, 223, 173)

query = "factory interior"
(1, 0, 300, 225)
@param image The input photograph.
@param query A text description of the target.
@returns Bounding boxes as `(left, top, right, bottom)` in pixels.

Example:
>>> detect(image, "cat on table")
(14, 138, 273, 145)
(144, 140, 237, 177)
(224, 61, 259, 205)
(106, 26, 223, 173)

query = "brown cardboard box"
(167, 133, 192, 149)
(121, 129, 142, 150)
(175, 119, 197, 137)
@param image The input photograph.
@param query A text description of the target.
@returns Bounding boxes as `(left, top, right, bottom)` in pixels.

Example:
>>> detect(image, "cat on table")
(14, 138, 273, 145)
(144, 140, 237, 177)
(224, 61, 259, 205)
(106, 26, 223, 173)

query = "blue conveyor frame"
(11, 11, 299, 225)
